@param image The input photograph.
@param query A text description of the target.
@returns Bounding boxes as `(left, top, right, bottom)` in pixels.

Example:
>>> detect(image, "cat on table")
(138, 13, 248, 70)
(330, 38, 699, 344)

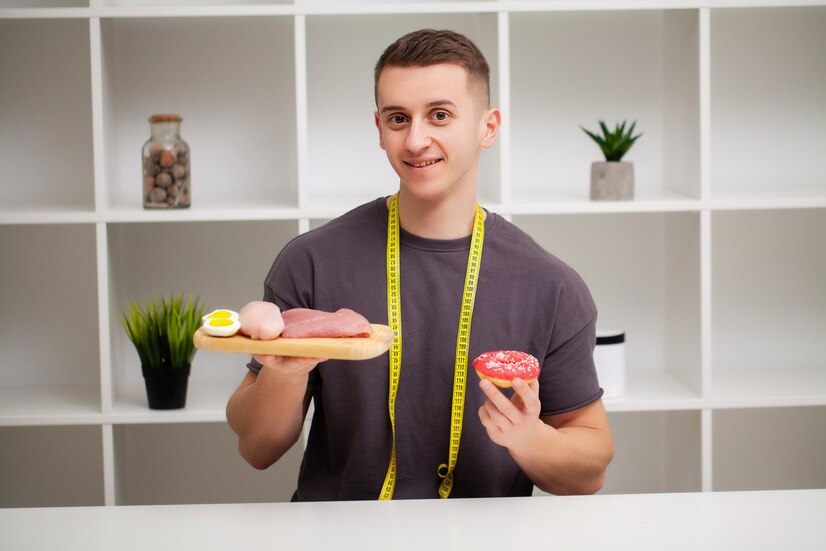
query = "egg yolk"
(207, 310, 234, 319)
(207, 319, 234, 327)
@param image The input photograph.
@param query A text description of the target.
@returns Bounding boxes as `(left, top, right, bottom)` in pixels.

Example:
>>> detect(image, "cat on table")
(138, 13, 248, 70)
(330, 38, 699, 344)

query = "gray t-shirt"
(250, 198, 601, 500)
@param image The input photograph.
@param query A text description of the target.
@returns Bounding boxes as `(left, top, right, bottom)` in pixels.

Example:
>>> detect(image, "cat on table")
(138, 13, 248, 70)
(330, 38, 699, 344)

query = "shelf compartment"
(604, 370, 702, 413)
(102, 201, 302, 224)
(602, 410, 702, 494)
(709, 6, 826, 201)
(109, 379, 233, 423)
(513, 212, 703, 402)
(509, 10, 701, 204)
(708, 367, 826, 409)
(0, 225, 101, 421)
(113, 422, 302, 504)
(99, 16, 297, 213)
(97, 1, 293, 7)
(712, 406, 826, 491)
(506, 187, 701, 216)
(0, 19, 94, 215)
(0, 0, 86, 11)
(709, 185, 826, 212)
(0, 385, 101, 427)
(0, 425, 104, 507)
(304, 13, 500, 209)
(105, 220, 298, 413)
(711, 209, 825, 401)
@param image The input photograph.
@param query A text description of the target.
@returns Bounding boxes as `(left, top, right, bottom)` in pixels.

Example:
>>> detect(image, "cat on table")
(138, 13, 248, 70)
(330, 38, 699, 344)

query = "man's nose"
(404, 119, 432, 152)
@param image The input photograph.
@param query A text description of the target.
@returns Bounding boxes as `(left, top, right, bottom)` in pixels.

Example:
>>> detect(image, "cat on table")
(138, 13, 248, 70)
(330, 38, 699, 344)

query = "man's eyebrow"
(379, 99, 457, 114)
(379, 105, 405, 114)
(427, 99, 457, 109)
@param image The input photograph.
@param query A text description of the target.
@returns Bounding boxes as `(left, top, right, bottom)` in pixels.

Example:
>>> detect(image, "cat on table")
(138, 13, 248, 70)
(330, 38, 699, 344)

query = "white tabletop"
(1, 489, 824, 550)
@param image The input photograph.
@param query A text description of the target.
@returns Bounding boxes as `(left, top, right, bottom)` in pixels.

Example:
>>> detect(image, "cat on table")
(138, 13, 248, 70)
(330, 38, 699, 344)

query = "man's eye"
(389, 115, 407, 125)
(433, 111, 449, 121)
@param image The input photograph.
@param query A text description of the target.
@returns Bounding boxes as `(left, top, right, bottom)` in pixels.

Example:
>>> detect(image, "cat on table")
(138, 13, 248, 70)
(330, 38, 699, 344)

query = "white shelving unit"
(1, 1, 824, 507)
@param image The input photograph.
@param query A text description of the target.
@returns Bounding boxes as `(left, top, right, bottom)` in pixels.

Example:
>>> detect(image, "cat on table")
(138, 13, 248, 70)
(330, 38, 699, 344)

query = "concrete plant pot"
(590, 161, 634, 201)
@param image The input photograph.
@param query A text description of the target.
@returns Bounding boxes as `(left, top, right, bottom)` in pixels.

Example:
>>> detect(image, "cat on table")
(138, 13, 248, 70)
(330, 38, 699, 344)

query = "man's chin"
(398, 182, 452, 203)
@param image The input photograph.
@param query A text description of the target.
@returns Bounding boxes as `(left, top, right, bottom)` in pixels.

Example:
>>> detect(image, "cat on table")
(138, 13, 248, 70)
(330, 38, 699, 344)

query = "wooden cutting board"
(193, 324, 394, 361)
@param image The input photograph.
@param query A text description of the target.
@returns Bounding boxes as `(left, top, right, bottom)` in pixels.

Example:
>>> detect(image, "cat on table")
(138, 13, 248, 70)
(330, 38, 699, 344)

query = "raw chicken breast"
(239, 301, 285, 340)
(281, 308, 373, 338)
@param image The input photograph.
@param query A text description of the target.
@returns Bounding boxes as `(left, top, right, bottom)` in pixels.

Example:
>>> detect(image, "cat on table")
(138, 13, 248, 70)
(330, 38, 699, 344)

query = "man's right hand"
(253, 354, 326, 378)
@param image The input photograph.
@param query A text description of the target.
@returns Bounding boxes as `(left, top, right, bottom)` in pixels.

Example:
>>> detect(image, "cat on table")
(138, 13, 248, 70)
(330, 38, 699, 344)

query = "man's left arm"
(478, 378, 614, 495)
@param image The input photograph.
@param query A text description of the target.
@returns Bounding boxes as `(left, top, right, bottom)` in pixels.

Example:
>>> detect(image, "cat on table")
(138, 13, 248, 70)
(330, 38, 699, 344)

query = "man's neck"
(390, 189, 483, 240)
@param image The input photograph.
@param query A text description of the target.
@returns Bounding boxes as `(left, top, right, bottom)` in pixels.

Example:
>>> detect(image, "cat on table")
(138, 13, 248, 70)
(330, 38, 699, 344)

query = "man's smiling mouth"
(406, 159, 442, 168)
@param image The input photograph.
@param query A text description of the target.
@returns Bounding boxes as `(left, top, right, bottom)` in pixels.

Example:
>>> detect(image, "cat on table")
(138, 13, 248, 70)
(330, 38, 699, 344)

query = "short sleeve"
(538, 270, 602, 416)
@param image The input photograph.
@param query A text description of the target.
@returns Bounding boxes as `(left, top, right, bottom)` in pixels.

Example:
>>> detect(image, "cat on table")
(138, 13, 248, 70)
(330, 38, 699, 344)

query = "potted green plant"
(121, 294, 205, 410)
(581, 120, 643, 200)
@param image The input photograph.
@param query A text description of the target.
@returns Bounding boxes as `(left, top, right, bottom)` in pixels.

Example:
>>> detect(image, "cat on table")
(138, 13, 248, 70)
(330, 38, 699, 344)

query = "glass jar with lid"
(142, 114, 191, 209)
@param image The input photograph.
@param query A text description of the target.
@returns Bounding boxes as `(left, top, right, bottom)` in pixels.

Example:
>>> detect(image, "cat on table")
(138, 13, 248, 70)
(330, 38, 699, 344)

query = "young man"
(226, 29, 613, 500)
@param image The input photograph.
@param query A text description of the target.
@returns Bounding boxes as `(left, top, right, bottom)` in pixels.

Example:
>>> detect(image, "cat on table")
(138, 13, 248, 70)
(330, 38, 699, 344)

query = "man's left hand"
(478, 377, 545, 452)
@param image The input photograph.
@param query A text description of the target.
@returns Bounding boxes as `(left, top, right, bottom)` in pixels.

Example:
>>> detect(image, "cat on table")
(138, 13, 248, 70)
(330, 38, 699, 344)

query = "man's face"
(374, 63, 498, 203)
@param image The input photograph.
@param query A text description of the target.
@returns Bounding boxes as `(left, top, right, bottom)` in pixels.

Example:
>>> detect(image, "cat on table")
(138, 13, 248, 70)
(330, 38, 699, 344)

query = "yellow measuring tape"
(380, 193, 485, 500)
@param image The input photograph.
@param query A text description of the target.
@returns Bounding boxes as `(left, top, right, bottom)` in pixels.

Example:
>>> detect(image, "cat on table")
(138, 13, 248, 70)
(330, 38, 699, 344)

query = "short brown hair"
(374, 29, 491, 107)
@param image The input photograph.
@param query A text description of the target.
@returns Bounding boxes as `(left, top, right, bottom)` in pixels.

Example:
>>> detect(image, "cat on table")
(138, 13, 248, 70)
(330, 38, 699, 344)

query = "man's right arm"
(226, 355, 321, 470)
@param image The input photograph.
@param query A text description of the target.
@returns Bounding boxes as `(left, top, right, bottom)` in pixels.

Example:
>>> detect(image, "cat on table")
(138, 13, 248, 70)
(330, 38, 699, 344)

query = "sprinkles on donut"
(472, 350, 540, 388)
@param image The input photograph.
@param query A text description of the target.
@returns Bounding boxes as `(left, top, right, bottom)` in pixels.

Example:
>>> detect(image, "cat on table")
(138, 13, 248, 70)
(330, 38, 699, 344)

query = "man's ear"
(374, 111, 386, 150)
(480, 108, 501, 149)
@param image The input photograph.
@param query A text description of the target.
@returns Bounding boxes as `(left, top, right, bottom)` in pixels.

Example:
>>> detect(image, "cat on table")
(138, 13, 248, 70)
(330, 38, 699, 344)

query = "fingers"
(254, 354, 325, 377)
(478, 378, 543, 450)
(511, 378, 541, 415)
(478, 377, 542, 432)
(479, 379, 513, 414)
(479, 381, 512, 430)
(479, 378, 541, 419)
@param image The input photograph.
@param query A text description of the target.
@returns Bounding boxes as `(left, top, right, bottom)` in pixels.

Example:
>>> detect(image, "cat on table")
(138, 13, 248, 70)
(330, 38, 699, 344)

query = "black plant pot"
(142, 364, 190, 410)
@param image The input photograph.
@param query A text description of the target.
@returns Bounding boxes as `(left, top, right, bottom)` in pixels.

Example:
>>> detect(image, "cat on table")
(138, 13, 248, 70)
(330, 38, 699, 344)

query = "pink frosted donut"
(472, 350, 540, 388)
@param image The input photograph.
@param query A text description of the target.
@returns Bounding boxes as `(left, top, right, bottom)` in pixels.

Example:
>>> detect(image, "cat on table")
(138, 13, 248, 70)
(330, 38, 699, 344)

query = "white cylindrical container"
(594, 330, 626, 398)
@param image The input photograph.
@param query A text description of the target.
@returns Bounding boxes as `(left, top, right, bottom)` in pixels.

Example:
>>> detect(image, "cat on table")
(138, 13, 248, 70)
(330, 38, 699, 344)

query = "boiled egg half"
(202, 309, 240, 337)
